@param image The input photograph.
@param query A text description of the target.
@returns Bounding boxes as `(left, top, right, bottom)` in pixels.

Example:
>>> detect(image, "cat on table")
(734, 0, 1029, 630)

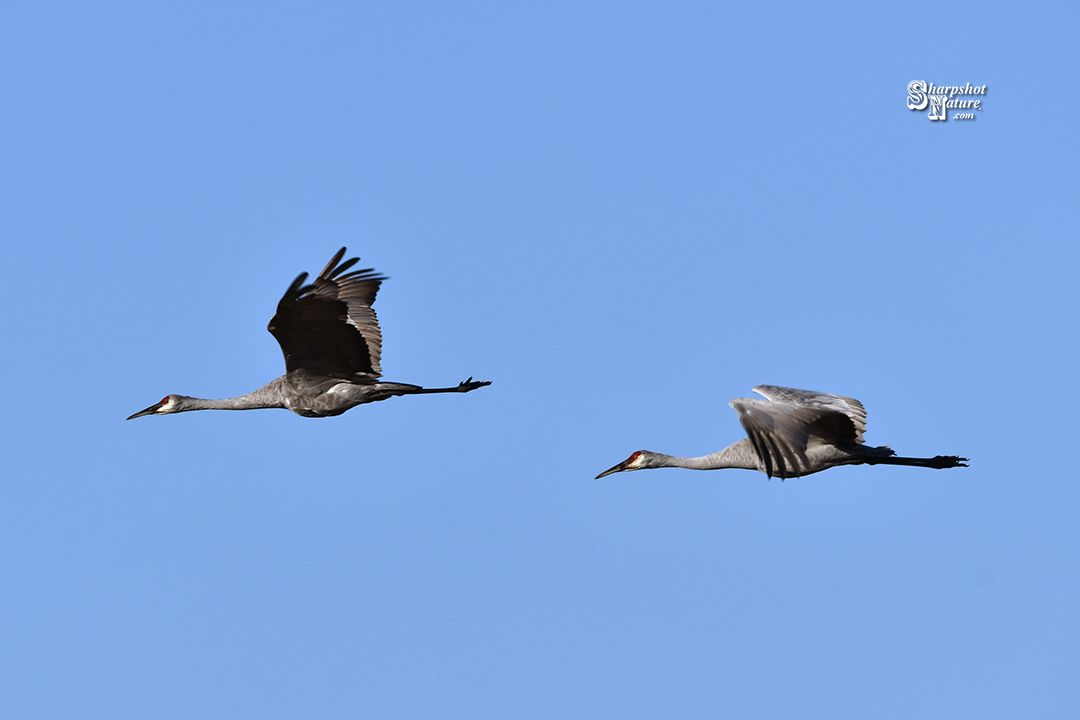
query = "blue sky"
(2, 1, 1078, 717)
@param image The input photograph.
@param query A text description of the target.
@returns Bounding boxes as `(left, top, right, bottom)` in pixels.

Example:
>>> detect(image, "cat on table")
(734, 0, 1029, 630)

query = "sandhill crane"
(128, 248, 490, 420)
(596, 385, 968, 479)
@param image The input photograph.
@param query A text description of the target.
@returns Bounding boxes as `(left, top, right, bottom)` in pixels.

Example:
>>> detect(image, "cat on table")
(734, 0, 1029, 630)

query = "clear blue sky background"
(2, 1, 1078, 718)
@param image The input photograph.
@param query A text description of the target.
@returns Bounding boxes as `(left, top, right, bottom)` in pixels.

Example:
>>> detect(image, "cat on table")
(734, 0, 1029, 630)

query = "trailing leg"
(865, 454, 969, 469)
(406, 377, 492, 395)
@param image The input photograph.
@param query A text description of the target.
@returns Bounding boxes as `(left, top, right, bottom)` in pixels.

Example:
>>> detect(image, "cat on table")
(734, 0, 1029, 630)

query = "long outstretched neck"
(128, 382, 289, 419)
(174, 385, 285, 412)
(651, 439, 762, 472)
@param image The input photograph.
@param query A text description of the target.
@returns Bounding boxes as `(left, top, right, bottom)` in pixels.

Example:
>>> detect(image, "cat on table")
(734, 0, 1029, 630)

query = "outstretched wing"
(267, 248, 387, 380)
(730, 398, 824, 478)
(730, 386, 868, 478)
(752, 385, 867, 443)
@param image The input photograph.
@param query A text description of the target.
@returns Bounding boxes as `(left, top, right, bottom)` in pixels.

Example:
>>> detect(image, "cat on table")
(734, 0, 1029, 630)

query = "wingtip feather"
(318, 247, 348, 279)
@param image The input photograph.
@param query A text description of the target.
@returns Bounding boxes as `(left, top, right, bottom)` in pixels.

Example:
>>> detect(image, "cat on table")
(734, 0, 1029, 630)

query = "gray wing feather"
(730, 398, 824, 478)
(752, 385, 867, 443)
(321, 269, 384, 376)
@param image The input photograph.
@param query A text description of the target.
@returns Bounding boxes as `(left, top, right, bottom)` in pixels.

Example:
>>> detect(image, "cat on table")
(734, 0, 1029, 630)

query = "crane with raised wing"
(128, 248, 490, 419)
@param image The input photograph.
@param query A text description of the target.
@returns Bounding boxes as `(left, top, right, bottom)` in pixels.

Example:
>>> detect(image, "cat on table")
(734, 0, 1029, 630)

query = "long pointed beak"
(127, 404, 161, 420)
(595, 460, 631, 479)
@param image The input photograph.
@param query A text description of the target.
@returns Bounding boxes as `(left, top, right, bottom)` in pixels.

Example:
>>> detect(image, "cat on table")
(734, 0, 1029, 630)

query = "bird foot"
(457, 377, 492, 392)
(932, 455, 969, 468)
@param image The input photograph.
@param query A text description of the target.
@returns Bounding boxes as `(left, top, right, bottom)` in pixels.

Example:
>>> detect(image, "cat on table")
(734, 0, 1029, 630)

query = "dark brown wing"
(267, 248, 387, 380)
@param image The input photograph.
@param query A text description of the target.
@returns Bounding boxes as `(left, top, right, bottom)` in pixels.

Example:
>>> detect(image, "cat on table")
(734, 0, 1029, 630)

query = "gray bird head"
(127, 394, 185, 419)
(595, 450, 657, 478)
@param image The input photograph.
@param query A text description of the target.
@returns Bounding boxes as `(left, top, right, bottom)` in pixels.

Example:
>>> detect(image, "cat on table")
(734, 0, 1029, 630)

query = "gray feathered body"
(260, 374, 426, 418)
(729, 385, 897, 478)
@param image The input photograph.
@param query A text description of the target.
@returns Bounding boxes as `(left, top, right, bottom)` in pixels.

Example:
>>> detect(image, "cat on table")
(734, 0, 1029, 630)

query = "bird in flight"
(596, 385, 967, 479)
(128, 248, 490, 419)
